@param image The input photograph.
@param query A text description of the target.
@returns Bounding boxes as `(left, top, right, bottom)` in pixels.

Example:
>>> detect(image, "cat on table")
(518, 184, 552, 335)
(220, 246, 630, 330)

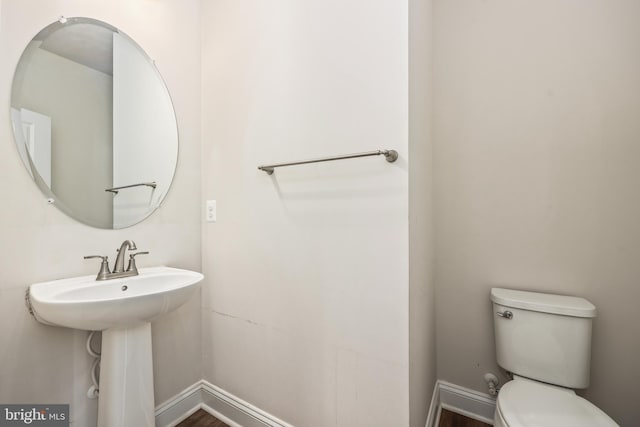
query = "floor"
(176, 409, 229, 427)
(177, 408, 490, 427)
(439, 409, 492, 427)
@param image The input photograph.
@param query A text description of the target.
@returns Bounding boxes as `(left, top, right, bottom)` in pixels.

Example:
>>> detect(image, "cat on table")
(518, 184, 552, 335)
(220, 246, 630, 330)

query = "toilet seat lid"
(497, 379, 618, 427)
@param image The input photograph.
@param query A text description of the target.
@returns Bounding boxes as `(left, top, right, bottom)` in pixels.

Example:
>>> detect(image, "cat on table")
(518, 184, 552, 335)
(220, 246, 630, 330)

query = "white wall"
(201, 0, 410, 425)
(0, 1, 201, 425)
(434, 1, 640, 424)
(409, 0, 435, 426)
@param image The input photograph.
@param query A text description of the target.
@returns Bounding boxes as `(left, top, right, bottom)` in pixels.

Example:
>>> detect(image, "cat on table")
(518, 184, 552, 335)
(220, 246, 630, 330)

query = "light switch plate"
(206, 200, 216, 222)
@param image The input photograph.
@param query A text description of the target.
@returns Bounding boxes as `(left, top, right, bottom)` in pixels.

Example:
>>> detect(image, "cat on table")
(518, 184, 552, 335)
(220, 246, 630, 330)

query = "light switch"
(206, 200, 216, 222)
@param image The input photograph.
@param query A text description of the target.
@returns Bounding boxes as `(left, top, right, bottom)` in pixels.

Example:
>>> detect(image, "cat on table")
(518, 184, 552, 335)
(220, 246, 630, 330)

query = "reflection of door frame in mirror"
(11, 107, 51, 188)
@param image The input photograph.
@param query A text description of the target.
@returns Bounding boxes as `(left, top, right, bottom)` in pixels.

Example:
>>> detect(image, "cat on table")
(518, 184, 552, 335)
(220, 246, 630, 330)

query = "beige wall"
(0, 1, 201, 425)
(434, 1, 640, 424)
(409, 0, 435, 426)
(201, 0, 410, 425)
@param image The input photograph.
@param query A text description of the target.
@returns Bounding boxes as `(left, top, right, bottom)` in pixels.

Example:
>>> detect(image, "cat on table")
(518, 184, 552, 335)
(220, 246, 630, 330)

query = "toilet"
(491, 288, 618, 427)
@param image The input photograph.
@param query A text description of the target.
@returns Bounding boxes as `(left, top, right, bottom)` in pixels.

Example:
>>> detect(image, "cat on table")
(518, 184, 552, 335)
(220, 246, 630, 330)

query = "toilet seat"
(496, 378, 618, 427)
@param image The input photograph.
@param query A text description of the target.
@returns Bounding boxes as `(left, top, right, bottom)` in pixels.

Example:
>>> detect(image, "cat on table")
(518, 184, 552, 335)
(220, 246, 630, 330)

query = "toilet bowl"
(491, 288, 618, 427)
(494, 377, 616, 427)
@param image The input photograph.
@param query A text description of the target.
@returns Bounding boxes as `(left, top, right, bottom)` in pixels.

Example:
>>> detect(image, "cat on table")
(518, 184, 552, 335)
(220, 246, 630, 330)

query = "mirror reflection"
(11, 17, 178, 229)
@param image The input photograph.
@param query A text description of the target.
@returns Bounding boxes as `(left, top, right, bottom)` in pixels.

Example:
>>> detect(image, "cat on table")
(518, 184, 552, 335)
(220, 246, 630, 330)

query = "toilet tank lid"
(491, 288, 597, 318)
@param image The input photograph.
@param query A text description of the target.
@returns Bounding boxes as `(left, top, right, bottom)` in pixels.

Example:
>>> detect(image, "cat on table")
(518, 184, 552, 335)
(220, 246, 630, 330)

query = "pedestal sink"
(27, 266, 204, 427)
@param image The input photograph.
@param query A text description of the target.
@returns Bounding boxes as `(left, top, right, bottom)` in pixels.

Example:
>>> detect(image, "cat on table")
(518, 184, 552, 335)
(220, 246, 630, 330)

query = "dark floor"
(177, 407, 490, 427)
(439, 409, 492, 427)
(177, 409, 229, 427)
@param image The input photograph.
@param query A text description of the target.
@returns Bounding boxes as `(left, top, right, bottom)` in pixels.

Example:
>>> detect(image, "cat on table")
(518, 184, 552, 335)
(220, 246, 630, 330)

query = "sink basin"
(28, 266, 203, 331)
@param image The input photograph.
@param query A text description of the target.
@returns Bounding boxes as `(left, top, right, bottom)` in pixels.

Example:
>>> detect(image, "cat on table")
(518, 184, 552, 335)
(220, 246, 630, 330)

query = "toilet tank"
(491, 288, 597, 389)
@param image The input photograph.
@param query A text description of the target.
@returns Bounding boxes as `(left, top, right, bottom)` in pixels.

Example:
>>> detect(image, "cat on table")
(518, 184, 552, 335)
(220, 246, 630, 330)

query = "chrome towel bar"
(258, 149, 398, 175)
(105, 181, 157, 195)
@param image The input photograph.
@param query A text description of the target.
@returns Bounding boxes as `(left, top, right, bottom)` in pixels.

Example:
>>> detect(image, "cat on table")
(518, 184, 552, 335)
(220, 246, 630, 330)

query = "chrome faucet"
(113, 240, 137, 273)
(84, 240, 149, 281)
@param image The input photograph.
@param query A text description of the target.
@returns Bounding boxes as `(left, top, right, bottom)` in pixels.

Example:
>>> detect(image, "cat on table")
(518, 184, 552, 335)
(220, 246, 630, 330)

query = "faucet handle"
(126, 251, 149, 273)
(84, 255, 111, 281)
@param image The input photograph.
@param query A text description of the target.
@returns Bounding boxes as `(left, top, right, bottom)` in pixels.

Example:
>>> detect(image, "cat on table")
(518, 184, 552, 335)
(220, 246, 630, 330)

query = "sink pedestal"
(98, 323, 155, 427)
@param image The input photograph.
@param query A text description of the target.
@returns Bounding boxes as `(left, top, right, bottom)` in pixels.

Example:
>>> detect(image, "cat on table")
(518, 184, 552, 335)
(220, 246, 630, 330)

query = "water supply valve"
(484, 373, 500, 396)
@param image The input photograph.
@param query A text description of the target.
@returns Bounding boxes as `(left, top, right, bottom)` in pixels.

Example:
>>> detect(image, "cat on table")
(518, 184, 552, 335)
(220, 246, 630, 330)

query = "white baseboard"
(425, 380, 496, 427)
(157, 378, 494, 427)
(424, 380, 440, 427)
(155, 381, 203, 427)
(155, 380, 293, 427)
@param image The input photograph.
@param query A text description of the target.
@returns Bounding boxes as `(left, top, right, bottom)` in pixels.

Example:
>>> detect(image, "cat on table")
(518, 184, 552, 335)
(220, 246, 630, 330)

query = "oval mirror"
(10, 17, 178, 229)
